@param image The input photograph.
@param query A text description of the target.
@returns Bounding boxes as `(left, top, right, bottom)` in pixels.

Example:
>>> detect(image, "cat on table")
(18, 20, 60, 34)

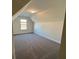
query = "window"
(20, 19, 27, 30)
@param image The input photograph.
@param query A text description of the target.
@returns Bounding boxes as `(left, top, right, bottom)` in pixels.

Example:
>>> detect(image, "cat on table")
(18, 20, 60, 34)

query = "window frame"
(20, 19, 27, 30)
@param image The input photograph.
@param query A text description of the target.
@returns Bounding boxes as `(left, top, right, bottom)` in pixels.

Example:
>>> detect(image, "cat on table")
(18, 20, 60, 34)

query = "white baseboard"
(34, 31, 61, 44)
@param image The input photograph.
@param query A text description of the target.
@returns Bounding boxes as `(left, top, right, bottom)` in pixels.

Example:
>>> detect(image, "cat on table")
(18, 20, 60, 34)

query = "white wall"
(32, 6, 65, 44)
(13, 16, 34, 34)
(13, 0, 65, 44)
(34, 21, 64, 44)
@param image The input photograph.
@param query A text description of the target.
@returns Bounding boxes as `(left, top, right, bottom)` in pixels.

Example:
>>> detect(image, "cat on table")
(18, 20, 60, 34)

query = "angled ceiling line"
(12, 0, 32, 20)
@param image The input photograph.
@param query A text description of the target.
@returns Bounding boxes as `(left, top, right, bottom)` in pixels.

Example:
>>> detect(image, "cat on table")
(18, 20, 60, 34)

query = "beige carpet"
(13, 33, 60, 59)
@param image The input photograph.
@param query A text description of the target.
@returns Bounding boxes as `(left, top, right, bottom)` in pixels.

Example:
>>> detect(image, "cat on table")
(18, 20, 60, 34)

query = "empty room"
(12, 0, 66, 59)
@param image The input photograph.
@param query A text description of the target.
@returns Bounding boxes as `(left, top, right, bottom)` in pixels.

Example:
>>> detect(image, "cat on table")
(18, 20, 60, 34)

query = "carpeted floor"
(13, 33, 60, 59)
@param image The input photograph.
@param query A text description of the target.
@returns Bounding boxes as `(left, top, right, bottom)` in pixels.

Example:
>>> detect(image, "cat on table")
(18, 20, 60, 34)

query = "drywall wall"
(13, 0, 65, 43)
(34, 21, 64, 44)
(32, 7, 65, 44)
(24, 0, 66, 44)
(13, 16, 34, 34)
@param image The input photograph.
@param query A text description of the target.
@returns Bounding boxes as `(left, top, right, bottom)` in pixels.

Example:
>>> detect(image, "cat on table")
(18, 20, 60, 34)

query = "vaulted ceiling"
(12, 0, 30, 15)
(13, 0, 66, 22)
(25, 0, 65, 14)
(23, 0, 66, 22)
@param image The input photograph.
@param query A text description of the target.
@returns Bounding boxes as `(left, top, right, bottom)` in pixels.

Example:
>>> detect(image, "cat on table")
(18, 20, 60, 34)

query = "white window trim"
(20, 19, 27, 30)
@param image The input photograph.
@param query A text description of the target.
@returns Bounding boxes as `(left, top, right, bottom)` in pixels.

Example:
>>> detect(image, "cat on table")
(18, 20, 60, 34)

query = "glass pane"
(20, 19, 27, 22)
(20, 19, 27, 30)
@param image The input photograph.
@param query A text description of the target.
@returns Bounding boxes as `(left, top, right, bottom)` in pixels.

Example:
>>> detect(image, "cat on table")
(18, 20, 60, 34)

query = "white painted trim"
(34, 31, 61, 44)
(12, 0, 32, 20)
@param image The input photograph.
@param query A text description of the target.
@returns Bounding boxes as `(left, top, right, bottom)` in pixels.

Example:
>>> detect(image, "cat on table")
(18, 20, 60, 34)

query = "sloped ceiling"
(12, 0, 31, 15)
(23, 0, 66, 22)
(25, 0, 65, 13)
